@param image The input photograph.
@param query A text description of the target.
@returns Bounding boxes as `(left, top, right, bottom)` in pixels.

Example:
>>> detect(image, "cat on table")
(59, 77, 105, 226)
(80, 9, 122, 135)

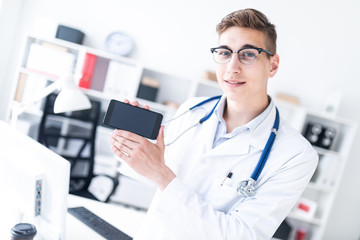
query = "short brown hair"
(216, 8, 277, 54)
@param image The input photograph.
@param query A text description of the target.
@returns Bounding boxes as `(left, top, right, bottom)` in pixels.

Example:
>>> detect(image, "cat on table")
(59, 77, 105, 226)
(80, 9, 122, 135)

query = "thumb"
(156, 125, 165, 148)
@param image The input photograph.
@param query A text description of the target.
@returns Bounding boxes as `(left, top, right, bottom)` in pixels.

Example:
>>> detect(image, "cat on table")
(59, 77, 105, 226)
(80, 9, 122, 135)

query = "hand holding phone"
(103, 99, 163, 139)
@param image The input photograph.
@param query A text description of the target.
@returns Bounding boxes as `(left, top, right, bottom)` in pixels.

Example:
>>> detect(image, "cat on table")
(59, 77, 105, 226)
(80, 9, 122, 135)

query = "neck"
(223, 96, 269, 133)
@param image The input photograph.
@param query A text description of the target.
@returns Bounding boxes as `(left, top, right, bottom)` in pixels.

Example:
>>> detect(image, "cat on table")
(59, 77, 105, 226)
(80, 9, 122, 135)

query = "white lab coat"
(135, 97, 318, 240)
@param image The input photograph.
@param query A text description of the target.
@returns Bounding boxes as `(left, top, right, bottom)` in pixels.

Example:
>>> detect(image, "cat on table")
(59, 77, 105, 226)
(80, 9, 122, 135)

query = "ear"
(268, 54, 280, 78)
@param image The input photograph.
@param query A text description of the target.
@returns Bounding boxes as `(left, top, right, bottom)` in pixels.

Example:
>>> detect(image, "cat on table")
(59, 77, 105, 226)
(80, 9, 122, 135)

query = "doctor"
(111, 8, 318, 240)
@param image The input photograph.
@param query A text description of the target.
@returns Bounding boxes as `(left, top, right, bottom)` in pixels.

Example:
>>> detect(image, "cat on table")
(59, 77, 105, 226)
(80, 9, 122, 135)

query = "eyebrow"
(218, 44, 259, 51)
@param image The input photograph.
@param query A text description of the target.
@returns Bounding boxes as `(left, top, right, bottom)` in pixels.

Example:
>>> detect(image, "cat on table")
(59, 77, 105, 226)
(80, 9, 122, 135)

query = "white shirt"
(213, 96, 273, 148)
(135, 96, 318, 240)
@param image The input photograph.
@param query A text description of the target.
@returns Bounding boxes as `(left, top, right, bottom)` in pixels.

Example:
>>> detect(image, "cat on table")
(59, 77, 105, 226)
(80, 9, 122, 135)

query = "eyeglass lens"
(212, 48, 260, 65)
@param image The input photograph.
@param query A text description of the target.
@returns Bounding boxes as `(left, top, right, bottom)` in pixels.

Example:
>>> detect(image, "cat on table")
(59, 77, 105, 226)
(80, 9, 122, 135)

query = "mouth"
(224, 79, 245, 86)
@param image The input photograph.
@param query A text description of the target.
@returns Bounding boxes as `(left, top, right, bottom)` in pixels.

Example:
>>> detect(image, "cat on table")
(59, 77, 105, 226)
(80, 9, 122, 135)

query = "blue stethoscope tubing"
(237, 106, 279, 197)
(190, 95, 222, 123)
(251, 107, 279, 181)
(166, 95, 280, 197)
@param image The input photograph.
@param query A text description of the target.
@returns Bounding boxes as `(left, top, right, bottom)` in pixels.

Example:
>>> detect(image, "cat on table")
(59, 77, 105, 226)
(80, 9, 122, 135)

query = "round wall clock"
(105, 31, 134, 56)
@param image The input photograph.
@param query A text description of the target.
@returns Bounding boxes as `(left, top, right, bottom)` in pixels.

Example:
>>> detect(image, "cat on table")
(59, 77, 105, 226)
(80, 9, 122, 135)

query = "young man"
(111, 8, 318, 239)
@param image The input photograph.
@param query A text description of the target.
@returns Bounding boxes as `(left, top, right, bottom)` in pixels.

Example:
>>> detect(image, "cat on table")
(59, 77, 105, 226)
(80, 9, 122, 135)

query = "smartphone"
(103, 99, 163, 139)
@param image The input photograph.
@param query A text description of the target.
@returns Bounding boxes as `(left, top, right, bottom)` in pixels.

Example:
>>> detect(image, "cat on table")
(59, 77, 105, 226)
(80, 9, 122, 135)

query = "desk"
(66, 194, 146, 239)
(0, 194, 146, 240)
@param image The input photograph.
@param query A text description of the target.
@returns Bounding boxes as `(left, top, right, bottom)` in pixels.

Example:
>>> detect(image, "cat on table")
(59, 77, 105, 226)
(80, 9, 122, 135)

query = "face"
(215, 27, 279, 106)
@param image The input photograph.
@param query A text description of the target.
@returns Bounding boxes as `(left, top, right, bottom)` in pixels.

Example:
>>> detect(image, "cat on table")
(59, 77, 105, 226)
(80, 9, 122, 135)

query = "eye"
(216, 49, 231, 56)
(240, 50, 257, 58)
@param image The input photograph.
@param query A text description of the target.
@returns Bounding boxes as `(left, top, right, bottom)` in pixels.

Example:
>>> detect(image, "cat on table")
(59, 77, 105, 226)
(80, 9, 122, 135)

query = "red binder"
(78, 53, 97, 89)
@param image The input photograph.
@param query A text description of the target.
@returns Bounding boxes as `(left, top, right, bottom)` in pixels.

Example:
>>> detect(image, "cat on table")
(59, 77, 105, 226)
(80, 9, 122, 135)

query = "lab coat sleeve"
(153, 146, 318, 240)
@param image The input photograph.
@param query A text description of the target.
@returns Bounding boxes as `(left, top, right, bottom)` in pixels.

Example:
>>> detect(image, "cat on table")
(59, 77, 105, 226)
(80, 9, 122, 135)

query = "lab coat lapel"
(201, 111, 219, 154)
(201, 105, 277, 158)
(250, 106, 277, 151)
(205, 133, 250, 158)
(200, 115, 250, 158)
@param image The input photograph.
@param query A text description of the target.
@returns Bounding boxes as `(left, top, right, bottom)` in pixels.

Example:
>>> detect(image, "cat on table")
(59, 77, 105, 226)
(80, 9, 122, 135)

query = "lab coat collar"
(202, 101, 277, 158)
(201, 110, 250, 158)
(250, 105, 277, 150)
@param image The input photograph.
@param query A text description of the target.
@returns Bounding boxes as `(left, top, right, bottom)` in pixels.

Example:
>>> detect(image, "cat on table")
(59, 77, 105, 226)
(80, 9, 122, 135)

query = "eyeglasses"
(210, 46, 274, 65)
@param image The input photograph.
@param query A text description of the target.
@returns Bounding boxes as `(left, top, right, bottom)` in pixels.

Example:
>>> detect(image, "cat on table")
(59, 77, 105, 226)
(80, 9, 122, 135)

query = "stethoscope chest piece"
(237, 178, 256, 197)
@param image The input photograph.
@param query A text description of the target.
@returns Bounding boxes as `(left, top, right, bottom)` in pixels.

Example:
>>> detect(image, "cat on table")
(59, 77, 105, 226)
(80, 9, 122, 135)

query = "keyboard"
(68, 206, 133, 240)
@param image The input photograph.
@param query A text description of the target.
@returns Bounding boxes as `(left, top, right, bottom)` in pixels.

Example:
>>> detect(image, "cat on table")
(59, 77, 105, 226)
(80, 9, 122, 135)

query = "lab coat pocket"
(208, 176, 239, 212)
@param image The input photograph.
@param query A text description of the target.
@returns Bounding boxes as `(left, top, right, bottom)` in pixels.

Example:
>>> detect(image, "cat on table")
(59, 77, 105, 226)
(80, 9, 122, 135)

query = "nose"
(226, 53, 242, 73)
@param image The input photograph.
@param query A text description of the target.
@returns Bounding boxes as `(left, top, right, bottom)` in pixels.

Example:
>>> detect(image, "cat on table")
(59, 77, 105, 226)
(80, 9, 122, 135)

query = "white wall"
(0, 0, 25, 120)
(1, 0, 360, 239)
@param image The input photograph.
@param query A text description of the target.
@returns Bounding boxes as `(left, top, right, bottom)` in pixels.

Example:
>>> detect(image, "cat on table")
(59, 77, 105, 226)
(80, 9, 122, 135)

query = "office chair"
(38, 93, 119, 202)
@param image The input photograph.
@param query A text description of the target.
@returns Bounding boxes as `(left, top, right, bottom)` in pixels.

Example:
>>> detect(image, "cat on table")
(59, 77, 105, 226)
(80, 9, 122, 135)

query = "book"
(90, 57, 110, 91)
(26, 43, 75, 79)
(14, 73, 28, 102)
(21, 75, 48, 112)
(78, 53, 97, 89)
(103, 61, 141, 99)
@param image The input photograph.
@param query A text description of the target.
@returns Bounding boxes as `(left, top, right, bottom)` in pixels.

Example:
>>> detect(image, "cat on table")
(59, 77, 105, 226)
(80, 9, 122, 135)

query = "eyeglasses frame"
(210, 46, 274, 64)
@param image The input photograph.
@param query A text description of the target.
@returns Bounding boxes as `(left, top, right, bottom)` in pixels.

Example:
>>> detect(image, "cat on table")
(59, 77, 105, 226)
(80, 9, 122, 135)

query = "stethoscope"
(164, 95, 280, 197)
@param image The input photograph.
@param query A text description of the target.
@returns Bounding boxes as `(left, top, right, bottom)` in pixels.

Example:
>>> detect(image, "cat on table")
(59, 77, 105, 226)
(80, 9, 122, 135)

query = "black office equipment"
(304, 122, 337, 150)
(136, 77, 159, 102)
(38, 93, 118, 202)
(56, 25, 85, 44)
(136, 82, 158, 101)
(68, 207, 132, 240)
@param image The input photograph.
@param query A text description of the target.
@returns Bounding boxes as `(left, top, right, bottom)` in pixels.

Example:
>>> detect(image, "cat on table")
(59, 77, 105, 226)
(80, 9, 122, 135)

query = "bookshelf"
(9, 35, 222, 121)
(6, 34, 222, 209)
(275, 100, 357, 240)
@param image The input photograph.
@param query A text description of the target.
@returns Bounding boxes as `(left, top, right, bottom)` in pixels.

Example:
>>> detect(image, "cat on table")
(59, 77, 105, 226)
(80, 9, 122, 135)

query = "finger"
(156, 125, 165, 148)
(111, 145, 131, 161)
(130, 100, 140, 107)
(113, 129, 143, 143)
(143, 104, 150, 110)
(111, 133, 136, 151)
(110, 133, 132, 160)
(111, 137, 133, 154)
(124, 99, 149, 110)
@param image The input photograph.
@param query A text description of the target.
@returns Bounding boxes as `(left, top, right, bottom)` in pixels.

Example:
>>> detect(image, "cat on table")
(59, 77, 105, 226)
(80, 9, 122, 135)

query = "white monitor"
(0, 121, 70, 240)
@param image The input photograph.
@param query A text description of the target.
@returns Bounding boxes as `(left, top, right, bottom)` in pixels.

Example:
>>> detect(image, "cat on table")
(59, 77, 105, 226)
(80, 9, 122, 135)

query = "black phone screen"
(103, 100, 163, 139)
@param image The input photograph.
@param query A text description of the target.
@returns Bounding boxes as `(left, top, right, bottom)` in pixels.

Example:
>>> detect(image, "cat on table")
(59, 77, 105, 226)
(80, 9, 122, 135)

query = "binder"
(26, 43, 75, 78)
(90, 57, 110, 91)
(79, 53, 97, 89)
(103, 60, 141, 98)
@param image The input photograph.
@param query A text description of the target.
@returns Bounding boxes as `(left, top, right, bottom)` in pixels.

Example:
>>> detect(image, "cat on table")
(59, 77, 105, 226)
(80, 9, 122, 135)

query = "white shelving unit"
(7, 35, 358, 236)
(8, 35, 222, 121)
(275, 100, 357, 240)
(7, 35, 222, 209)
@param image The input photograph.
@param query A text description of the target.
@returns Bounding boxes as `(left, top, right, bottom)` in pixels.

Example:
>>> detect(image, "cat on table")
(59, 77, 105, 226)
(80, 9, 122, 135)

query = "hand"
(110, 99, 176, 190)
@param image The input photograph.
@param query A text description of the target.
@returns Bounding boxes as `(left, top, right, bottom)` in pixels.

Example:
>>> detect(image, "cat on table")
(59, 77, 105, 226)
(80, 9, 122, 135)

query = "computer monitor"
(0, 120, 70, 240)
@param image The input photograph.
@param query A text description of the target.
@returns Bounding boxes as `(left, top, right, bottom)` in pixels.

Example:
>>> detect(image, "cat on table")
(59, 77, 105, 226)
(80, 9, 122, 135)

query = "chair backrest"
(38, 93, 101, 193)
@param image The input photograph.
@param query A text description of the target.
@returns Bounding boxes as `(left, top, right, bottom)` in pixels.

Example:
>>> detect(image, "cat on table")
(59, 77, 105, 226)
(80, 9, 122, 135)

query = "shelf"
(287, 212, 323, 226)
(18, 67, 59, 82)
(306, 182, 332, 193)
(313, 146, 342, 158)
